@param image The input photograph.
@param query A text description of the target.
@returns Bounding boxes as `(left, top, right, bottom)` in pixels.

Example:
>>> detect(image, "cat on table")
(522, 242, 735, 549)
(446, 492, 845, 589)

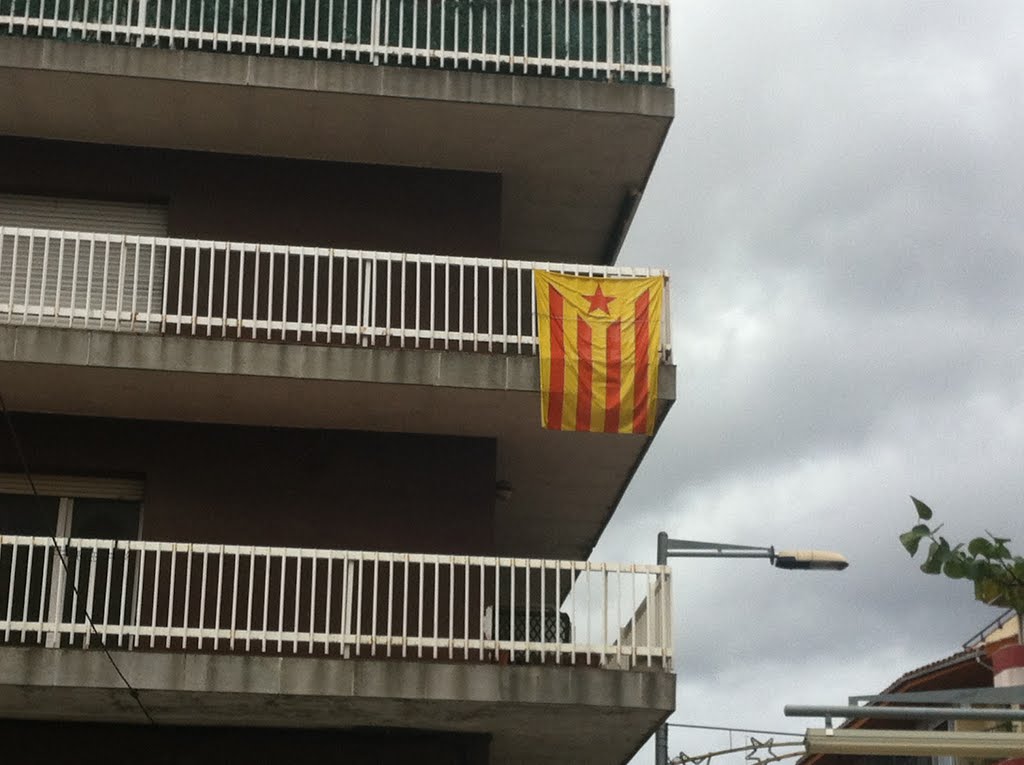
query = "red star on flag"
(583, 285, 615, 314)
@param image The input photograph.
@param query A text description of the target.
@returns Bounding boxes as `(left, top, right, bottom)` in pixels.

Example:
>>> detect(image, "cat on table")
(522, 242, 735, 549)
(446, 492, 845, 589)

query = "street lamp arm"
(662, 538, 775, 554)
(658, 531, 772, 565)
(663, 548, 777, 561)
(657, 532, 849, 571)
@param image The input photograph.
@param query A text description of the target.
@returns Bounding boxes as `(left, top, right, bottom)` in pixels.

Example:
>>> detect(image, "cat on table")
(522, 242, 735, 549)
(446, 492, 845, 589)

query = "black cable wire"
(0, 392, 156, 726)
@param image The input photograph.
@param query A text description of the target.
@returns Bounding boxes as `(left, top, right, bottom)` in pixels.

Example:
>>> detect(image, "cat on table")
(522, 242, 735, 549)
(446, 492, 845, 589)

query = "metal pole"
(655, 723, 669, 765)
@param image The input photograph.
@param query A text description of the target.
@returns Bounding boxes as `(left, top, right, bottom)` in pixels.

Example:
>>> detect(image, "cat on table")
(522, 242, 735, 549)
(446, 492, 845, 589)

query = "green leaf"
(961, 558, 981, 580)
(943, 557, 967, 579)
(911, 496, 933, 521)
(900, 525, 933, 556)
(921, 542, 944, 574)
(900, 530, 924, 556)
(968, 537, 994, 557)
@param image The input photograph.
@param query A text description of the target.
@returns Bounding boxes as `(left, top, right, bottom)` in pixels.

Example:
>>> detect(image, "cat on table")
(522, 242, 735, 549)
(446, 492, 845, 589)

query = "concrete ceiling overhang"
(0, 36, 674, 266)
(0, 324, 675, 560)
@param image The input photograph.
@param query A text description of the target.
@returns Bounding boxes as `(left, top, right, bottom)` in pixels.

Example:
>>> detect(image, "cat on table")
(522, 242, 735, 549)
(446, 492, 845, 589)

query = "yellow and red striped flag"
(534, 271, 664, 435)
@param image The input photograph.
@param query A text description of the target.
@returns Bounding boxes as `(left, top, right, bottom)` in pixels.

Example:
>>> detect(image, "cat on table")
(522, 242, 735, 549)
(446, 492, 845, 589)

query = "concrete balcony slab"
(0, 36, 673, 266)
(0, 324, 675, 559)
(0, 645, 674, 764)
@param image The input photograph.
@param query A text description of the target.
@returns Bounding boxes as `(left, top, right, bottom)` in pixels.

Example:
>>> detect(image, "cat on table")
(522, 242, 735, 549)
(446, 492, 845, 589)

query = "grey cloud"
(593, 5, 1024, 762)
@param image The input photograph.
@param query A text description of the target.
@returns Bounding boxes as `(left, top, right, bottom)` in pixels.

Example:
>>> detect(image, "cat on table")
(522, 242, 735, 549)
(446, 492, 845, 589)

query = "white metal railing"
(0, 0, 670, 85)
(0, 534, 673, 670)
(962, 609, 1017, 651)
(0, 226, 672, 359)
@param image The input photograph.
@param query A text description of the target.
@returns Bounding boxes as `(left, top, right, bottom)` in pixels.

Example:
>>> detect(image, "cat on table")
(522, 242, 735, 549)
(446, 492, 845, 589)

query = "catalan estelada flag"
(535, 271, 664, 435)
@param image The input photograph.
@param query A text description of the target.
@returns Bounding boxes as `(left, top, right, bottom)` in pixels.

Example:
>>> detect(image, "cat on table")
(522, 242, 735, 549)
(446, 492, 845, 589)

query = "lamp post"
(654, 532, 849, 765)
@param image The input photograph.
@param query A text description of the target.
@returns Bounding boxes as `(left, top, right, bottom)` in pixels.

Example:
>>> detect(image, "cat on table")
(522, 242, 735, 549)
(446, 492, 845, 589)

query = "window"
(0, 474, 143, 647)
(0, 194, 168, 329)
(0, 472, 143, 538)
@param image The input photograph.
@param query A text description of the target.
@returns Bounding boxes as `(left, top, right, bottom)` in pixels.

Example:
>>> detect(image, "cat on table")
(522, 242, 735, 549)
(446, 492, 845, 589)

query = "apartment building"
(0, 1, 676, 761)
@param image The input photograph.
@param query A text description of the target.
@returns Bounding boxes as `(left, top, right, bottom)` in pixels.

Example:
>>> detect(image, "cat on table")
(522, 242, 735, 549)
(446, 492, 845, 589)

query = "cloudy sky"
(591, 2, 1024, 762)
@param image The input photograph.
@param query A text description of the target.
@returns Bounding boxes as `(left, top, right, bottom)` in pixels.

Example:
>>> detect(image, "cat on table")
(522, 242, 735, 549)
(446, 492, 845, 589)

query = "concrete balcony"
(0, 226, 676, 559)
(0, 534, 674, 763)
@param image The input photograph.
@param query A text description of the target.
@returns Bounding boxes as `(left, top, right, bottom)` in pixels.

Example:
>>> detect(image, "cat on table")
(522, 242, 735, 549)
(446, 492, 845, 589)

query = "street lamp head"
(772, 549, 849, 571)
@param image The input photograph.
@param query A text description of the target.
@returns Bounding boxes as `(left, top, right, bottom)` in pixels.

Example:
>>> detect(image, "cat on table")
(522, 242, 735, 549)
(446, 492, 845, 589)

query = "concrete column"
(992, 643, 1024, 688)
(993, 640, 1024, 765)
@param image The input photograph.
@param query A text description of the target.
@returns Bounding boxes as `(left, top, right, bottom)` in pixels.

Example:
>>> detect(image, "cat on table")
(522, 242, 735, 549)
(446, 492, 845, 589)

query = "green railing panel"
(1, 0, 669, 84)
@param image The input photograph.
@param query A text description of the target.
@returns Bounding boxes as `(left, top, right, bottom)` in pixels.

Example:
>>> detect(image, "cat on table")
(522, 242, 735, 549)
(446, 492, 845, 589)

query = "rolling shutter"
(0, 473, 145, 501)
(0, 194, 168, 328)
(0, 194, 168, 235)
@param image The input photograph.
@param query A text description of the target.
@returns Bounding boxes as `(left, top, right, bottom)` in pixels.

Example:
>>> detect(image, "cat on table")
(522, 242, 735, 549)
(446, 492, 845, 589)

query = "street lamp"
(657, 534, 850, 571)
(654, 532, 849, 765)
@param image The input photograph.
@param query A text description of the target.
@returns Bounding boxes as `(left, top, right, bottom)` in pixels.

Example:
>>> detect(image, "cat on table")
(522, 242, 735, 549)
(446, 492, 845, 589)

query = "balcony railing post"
(661, 565, 672, 670)
(605, 0, 612, 80)
(133, 0, 147, 44)
(661, 271, 672, 362)
(44, 541, 68, 649)
(371, 0, 381, 64)
(661, 0, 670, 85)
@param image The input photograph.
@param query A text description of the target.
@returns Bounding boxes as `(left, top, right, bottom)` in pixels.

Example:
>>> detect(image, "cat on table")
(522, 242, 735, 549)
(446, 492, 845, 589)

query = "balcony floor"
(0, 645, 674, 764)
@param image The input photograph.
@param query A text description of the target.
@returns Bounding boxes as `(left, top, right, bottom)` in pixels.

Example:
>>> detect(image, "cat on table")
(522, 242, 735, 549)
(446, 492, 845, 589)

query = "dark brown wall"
(0, 413, 497, 555)
(0, 720, 490, 765)
(0, 136, 502, 257)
